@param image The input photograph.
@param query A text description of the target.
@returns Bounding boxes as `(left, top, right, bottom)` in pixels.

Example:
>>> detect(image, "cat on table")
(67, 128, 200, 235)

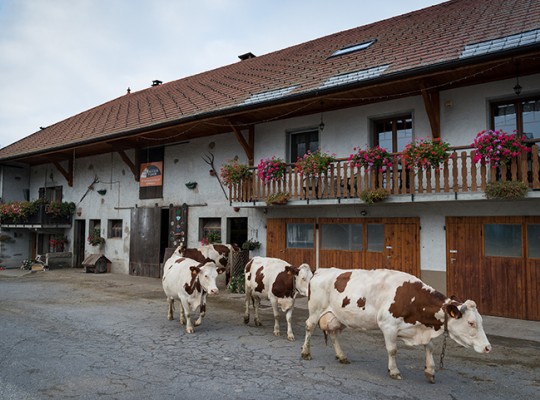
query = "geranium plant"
(49, 235, 68, 252)
(472, 129, 529, 168)
(220, 159, 252, 186)
(88, 228, 105, 246)
(257, 157, 287, 183)
(0, 201, 39, 222)
(45, 201, 76, 218)
(295, 150, 335, 177)
(401, 138, 452, 169)
(349, 145, 393, 172)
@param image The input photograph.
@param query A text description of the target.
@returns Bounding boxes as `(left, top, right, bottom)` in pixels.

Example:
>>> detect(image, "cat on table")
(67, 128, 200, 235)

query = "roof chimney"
(238, 52, 256, 61)
(152, 80, 163, 87)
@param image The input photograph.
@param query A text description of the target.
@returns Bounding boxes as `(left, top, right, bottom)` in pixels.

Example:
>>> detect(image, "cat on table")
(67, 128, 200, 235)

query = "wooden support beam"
(52, 159, 73, 187)
(117, 150, 140, 182)
(421, 86, 441, 140)
(230, 123, 254, 166)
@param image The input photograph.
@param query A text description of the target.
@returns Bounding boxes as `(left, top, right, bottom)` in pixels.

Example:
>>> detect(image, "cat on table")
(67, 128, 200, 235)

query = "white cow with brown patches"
(244, 256, 313, 341)
(175, 243, 239, 284)
(300, 268, 491, 383)
(162, 255, 225, 334)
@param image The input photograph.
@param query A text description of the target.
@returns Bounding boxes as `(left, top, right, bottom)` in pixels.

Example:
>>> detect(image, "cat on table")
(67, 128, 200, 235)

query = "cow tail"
(323, 330, 328, 346)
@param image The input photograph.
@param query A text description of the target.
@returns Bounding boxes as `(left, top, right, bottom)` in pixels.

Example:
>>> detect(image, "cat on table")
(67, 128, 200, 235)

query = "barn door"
(266, 218, 316, 268)
(383, 220, 420, 276)
(129, 207, 162, 278)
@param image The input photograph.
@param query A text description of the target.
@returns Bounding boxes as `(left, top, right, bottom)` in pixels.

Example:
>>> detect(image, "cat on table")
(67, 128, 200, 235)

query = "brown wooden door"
(446, 216, 531, 320)
(525, 222, 540, 320)
(266, 218, 316, 269)
(129, 207, 162, 278)
(383, 220, 420, 276)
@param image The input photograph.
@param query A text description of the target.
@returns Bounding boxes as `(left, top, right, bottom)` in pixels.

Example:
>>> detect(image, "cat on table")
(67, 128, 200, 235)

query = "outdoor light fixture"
(513, 61, 522, 96)
(319, 101, 325, 131)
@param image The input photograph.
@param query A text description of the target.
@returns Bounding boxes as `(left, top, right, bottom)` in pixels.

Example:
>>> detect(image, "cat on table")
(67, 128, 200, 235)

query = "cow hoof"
(338, 357, 350, 365)
(243, 316, 249, 325)
(255, 320, 262, 327)
(301, 352, 312, 360)
(273, 331, 281, 337)
(167, 315, 173, 321)
(186, 327, 194, 334)
(179, 319, 186, 325)
(287, 335, 295, 342)
(425, 372, 435, 384)
(389, 372, 403, 380)
(194, 320, 202, 327)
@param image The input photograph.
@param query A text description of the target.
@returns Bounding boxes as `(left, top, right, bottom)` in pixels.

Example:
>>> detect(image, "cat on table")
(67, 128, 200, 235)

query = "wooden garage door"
(129, 207, 162, 278)
(267, 217, 419, 276)
(446, 216, 540, 321)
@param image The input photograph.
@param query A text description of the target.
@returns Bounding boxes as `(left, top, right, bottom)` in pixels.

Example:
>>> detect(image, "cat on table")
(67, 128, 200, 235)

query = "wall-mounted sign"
(140, 161, 163, 187)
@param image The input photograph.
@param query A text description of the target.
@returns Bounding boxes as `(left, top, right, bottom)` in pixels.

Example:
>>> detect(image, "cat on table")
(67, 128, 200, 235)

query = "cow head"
(192, 262, 223, 295)
(444, 300, 492, 354)
(294, 263, 313, 296)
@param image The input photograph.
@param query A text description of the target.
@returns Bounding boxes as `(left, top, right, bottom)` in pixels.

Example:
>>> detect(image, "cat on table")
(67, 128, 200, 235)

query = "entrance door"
(73, 220, 86, 267)
(129, 207, 162, 278)
(383, 221, 420, 276)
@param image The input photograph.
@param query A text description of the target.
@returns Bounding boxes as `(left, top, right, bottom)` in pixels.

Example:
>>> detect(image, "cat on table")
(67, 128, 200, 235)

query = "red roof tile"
(1, 0, 539, 161)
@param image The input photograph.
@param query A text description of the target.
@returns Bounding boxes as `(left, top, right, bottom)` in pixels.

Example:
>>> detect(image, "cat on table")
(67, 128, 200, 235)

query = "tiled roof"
(1, 0, 540, 161)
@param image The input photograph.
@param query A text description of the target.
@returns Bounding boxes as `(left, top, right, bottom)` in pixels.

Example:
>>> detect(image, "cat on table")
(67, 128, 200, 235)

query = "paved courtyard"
(1, 269, 539, 400)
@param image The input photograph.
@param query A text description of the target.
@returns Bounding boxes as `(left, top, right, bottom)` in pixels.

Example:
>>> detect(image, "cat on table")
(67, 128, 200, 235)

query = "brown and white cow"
(175, 243, 239, 284)
(300, 268, 492, 383)
(162, 254, 225, 333)
(244, 256, 313, 341)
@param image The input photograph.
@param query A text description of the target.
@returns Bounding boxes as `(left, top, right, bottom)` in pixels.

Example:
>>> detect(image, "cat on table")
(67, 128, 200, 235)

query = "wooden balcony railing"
(229, 145, 540, 203)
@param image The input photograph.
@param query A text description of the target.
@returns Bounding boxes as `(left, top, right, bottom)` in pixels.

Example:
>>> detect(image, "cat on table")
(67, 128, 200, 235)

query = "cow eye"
(468, 321, 475, 327)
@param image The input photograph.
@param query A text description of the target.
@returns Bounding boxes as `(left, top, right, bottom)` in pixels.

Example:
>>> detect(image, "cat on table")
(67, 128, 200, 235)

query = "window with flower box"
(373, 115, 413, 153)
(288, 129, 319, 163)
(108, 219, 123, 239)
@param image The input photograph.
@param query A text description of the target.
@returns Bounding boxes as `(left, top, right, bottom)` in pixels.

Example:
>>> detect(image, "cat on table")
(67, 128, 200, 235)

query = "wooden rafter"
(117, 149, 140, 182)
(421, 86, 441, 140)
(52, 159, 73, 187)
(229, 123, 254, 166)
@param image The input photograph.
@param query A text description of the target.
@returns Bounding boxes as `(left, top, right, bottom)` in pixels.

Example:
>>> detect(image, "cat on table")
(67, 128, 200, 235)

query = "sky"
(0, 0, 447, 149)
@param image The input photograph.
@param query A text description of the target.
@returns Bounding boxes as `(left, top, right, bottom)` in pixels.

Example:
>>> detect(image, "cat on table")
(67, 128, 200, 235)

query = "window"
(373, 115, 413, 152)
(38, 186, 63, 202)
(367, 224, 384, 252)
(321, 224, 363, 251)
(89, 219, 101, 232)
(139, 147, 164, 200)
(329, 40, 377, 58)
(288, 129, 319, 163)
(492, 97, 540, 139)
(199, 218, 221, 244)
(527, 224, 540, 258)
(108, 219, 122, 238)
(484, 224, 522, 257)
(286, 223, 314, 249)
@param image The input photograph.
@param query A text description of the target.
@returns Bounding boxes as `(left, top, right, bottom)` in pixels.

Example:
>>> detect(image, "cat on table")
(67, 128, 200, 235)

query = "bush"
(485, 181, 528, 200)
(228, 273, 245, 294)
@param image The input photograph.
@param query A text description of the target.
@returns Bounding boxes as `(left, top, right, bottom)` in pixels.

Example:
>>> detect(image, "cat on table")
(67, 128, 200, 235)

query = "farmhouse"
(1, 0, 539, 321)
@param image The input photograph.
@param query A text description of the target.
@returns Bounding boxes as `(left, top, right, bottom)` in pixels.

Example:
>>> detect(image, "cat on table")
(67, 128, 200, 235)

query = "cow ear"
(450, 294, 464, 303)
(190, 266, 200, 276)
(217, 267, 226, 275)
(445, 303, 463, 319)
(286, 265, 300, 275)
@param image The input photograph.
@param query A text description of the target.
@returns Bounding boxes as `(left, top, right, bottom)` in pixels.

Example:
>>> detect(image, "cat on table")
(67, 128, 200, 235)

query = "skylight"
(460, 28, 540, 59)
(319, 65, 390, 90)
(242, 85, 298, 105)
(329, 40, 377, 58)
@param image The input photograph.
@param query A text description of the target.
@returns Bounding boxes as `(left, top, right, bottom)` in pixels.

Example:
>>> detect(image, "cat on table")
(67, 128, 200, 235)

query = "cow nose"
(209, 288, 219, 295)
(484, 345, 492, 353)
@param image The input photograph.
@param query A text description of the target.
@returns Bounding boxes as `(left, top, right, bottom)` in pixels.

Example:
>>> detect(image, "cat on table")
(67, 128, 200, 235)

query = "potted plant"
(45, 201, 76, 220)
(0, 201, 39, 223)
(349, 145, 393, 172)
(359, 188, 389, 205)
(472, 129, 529, 168)
(49, 235, 68, 252)
(400, 138, 452, 169)
(267, 191, 290, 205)
(220, 159, 252, 186)
(257, 156, 287, 183)
(88, 228, 105, 246)
(485, 181, 528, 200)
(295, 150, 335, 177)
(241, 239, 261, 250)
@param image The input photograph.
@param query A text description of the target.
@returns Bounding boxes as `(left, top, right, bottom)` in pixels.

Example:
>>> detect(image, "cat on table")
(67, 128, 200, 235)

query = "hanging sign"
(140, 161, 163, 187)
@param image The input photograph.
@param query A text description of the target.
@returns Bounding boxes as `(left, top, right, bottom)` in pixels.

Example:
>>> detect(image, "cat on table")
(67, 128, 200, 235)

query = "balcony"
(0, 203, 73, 228)
(229, 144, 540, 206)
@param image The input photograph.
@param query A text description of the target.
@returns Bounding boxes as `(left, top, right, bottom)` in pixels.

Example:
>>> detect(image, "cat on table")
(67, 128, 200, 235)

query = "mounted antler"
(202, 152, 228, 200)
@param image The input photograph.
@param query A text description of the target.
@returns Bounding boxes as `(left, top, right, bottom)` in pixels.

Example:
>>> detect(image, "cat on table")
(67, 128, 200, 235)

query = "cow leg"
(179, 304, 186, 325)
(179, 298, 193, 333)
(285, 307, 295, 341)
(424, 342, 436, 383)
(195, 292, 207, 326)
(301, 312, 320, 360)
(269, 297, 281, 336)
(382, 330, 402, 379)
(253, 296, 262, 327)
(244, 288, 251, 324)
(167, 298, 174, 320)
(328, 332, 349, 364)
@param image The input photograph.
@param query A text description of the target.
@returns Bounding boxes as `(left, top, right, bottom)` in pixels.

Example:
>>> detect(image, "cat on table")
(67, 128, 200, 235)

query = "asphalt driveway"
(1, 269, 538, 400)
